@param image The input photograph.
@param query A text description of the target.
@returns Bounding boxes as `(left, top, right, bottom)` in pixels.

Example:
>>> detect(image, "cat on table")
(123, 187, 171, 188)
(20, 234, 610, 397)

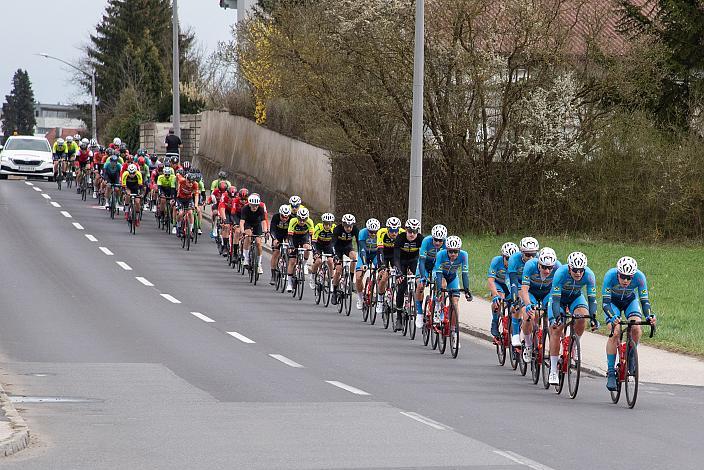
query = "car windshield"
(4, 139, 51, 152)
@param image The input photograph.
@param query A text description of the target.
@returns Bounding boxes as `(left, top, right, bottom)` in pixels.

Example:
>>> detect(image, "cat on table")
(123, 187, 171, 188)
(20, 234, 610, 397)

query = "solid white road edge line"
(116, 261, 132, 271)
(160, 294, 181, 304)
(50, 202, 61, 207)
(325, 381, 370, 396)
(72, 222, 84, 230)
(60, 211, 72, 218)
(191, 312, 215, 323)
(493, 450, 556, 470)
(99, 246, 114, 256)
(400, 412, 452, 431)
(135, 277, 154, 286)
(85, 234, 98, 242)
(268, 354, 304, 368)
(227, 331, 255, 343)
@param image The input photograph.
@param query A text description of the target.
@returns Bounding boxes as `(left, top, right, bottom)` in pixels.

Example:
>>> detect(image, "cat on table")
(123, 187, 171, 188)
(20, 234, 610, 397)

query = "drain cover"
(9, 396, 99, 404)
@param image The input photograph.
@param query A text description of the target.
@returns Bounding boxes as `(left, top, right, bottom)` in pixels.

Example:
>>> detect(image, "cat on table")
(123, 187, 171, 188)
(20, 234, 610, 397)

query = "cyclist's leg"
(605, 302, 622, 374)
(570, 295, 589, 336)
(521, 292, 539, 336)
(354, 254, 365, 293)
(414, 264, 426, 317)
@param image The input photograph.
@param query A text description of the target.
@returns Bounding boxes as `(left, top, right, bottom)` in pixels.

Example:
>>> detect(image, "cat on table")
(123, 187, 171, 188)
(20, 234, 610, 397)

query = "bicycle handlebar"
(609, 317, 656, 338)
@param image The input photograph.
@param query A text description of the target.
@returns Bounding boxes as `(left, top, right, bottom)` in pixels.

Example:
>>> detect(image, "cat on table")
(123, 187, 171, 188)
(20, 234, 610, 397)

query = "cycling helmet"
(617, 256, 638, 276)
(176, 168, 185, 175)
(149, 154, 158, 162)
(89, 138, 98, 148)
(74, 133, 81, 141)
(170, 155, 179, 164)
(342, 213, 356, 225)
(66, 135, 74, 143)
(501, 242, 519, 257)
(322, 213, 335, 223)
(405, 218, 421, 232)
(183, 161, 191, 170)
(297, 207, 310, 219)
(99, 146, 106, 153)
(366, 218, 380, 232)
(127, 164, 138, 174)
(431, 224, 447, 240)
(137, 157, 145, 165)
(227, 185, 237, 196)
(289, 195, 302, 207)
(56, 138, 65, 146)
(113, 137, 121, 146)
(279, 204, 292, 216)
(106, 147, 114, 156)
(538, 247, 557, 267)
(163, 167, 173, 176)
(446, 235, 462, 250)
(157, 162, 165, 169)
(218, 181, 228, 192)
(567, 251, 588, 269)
(81, 138, 89, 145)
(218, 170, 227, 179)
(119, 143, 127, 151)
(126, 155, 133, 162)
(79, 141, 88, 149)
(164, 160, 171, 167)
(386, 216, 401, 230)
(109, 155, 119, 162)
(188, 173, 198, 181)
(239, 188, 249, 199)
(248, 194, 260, 205)
(136, 148, 146, 157)
(519, 236, 539, 253)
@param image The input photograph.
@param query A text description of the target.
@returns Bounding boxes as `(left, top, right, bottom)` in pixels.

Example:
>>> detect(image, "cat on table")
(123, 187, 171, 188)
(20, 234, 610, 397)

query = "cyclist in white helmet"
(375, 217, 403, 316)
(310, 213, 336, 291)
(487, 242, 519, 338)
(547, 251, 599, 385)
(519, 247, 561, 362)
(331, 214, 359, 306)
(269, 204, 292, 285)
(413, 224, 447, 329)
(390, 219, 423, 331)
(602, 256, 656, 391)
(507, 237, 539, 348)
(432, 235, 472, 325)
(354, 218, 380, 310)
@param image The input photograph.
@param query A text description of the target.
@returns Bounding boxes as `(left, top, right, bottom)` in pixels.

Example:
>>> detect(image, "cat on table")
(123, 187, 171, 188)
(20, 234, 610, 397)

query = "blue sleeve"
(507, 253, 519, 275)
(358, 229, 367, 258)
(433, 251, 445, 286)
(636, 271, 651, 315)
(487, 256, 499, 279)
(522, 259, 535, 286)
(602, 269, 614, 305)
(461, 251, 469, 290)
(509, 273, 520, 299)
(418, 237, 430, 277)
(586, 269, 597, 317)
(549, 269, 563, 321)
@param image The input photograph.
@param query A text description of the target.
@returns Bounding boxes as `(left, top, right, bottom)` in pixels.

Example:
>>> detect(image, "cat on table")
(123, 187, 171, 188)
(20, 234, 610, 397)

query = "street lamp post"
(172, 0, 181, 138)
(37, 53, 97, 141)
(408, 0, 424, 225)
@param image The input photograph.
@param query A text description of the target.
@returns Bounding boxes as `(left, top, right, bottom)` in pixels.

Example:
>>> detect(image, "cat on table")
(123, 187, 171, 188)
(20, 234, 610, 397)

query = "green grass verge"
(462, 233, 703, 357)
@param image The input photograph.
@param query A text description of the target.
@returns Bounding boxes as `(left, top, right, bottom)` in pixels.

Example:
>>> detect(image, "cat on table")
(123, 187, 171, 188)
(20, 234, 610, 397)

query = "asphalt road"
(0, 178, 702, 469)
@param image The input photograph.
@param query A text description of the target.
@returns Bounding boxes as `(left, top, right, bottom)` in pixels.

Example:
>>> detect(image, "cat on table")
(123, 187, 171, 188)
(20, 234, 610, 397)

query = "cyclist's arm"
(586, 269, 597, 317)
(433, 251, 445, 288)
(461, 251, 470, 291)
(121, 171, 128, 187)
(550, 271, 563, 322)
(306, 219, 314, 236)
(418, 237, 429, 278)
(287, 217, 298, 238)
(519, 261, 534, 306)
(635, 272, 651, 316)
(312, 223, 322, 243)
(393, 237, 402, 272)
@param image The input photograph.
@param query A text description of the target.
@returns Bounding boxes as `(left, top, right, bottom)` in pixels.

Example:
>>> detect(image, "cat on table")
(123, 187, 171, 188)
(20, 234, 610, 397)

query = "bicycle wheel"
(567, 334, 581, 399)
(181, 224, 187, 249)
(296, 263, 304, 301)
(518, 341, 528, 376)
(361, 276, 370, 322)
(438, 326, 447, 354)
(337, 278, 344, 314)
(402, 305, 409, 336)
(610, 363, 622, 404)
(555, 335, 567, 395)
(449, 303, 459, 358)
(193, 222, 199, 245)
(541, 326, 551, 389)
(368, 275, 377, 324)
(110, 195, 116, 220)
(344, 269, 352, 317)
(496, 313, 507, 366)
(625, 341, 639, 408)
(508, 317, 518, 370)
(531, 321, 542, 384)
(314, 267, 323, 305)
(408, 292, 417, 340)
(382, 296, 391, 329)
(249, 249, 256, 284)
(422, 296, 431, 346)
(322, 265, 331, 307)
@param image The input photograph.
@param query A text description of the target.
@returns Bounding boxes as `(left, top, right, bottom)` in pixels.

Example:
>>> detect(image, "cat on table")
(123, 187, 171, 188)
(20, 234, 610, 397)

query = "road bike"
(422, 279, 437, 347)
(431, 288, 464, 358)
(361, 261, 378, 324)
(401, 273, 418, 339)
(179, 203, 195, 251)
(314, 252, 332, 307)
(274, 241, 289, 293)
(609, 317, 656, 408)
(108, 184, 121, 220)
(291, 247, 306, 301)
(126, 193, 140, 235)
(494, 298, 511, 366)
(381, 268, 397, 330)
(245, 234, 264, 285)
(552, 311, 598, 398)
(528, 305, 548, 385)
(336, 257, 354, 316)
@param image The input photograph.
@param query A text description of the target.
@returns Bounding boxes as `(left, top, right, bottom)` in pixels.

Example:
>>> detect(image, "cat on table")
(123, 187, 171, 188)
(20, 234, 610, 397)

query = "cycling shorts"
(356, 251, 378, 271)
(124, 183, 141, 194)
(78, 160, 90, 169)
(104, 173, 120, 185)
(176, 197, 194, 210)
(159, 187, 175, 198)
(496, 281, 510, 297)
(334, 243, 355, 260)
(272, 228, 288, 242)
(53, 153, 66, 161)
(528, 292, 550, 310)
(606, 298, 643, 320)
(437, 272, 461, 297)
(290, 234, 310, 248)
(549, 294, 588, 318)
(243, 221, 263, 235)
(314, 243, 334, 256)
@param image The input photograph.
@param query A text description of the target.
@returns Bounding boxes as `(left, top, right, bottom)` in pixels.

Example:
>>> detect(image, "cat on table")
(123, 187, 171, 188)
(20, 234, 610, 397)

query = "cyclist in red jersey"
(230, 188, 248, 259)
(173, 169, 199, 236)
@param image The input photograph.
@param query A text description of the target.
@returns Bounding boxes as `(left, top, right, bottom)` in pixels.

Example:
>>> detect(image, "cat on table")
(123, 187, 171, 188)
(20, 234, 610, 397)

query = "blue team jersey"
(522, 258, 562, 298)
(507, 252, 530, 286)
(487, 255, 509, 286)
(358, 228, 378, 255)
(551, 265, 597, 304)
(433, 249, 469, 289)
(602, 268, 649, 307)
(419, 235, 445, 277)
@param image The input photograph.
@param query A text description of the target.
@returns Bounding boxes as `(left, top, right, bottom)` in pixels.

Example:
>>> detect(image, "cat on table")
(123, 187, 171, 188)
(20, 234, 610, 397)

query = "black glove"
(464, 289, 473, 301)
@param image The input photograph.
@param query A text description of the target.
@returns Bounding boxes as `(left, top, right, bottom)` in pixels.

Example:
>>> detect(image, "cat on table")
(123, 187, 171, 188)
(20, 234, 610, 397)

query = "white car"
(0, 135, 55, 180)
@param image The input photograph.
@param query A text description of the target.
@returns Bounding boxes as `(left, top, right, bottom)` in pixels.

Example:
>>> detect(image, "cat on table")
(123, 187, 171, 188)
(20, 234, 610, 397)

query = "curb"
(0, 383, 30, 457)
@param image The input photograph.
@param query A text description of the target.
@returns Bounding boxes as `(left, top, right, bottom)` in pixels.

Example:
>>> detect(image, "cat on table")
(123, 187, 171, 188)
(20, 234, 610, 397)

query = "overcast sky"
(0, 0, 237, 105)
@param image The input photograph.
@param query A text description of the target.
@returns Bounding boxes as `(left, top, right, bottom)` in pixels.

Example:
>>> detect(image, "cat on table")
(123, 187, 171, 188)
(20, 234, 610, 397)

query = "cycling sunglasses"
(432, 238, 444, 243)
(570, 267, 585, 274)
(524, 252, 537, 258)
(448, 249, 459, 255)
(618, 273, 633, 281)
(538, 264, 551, 271)
(388, 229, 399, 234)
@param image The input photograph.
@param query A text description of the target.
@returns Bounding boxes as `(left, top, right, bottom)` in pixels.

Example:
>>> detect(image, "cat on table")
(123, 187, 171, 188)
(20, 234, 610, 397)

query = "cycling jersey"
(76, 149, 92, 164)
(121, 171, 143, 191)
(508, 252, 533, 300)
(333, 224, 358, 247)
(270, 214, 291, 241)
(522, 258, 562, 300)
(602, 268, 651, 319)
(487, 255, 510, 294)
(156, 174, 176, 189)
(433, 248, 470, 292)
(549, 265, 597, 322)
(210, 179, 231, 191)
(240, 204, 267, 235)
(418, 235, 445, 279)
(393, 231, 423, 269)
(313, 223, 335, 245)
(176, 174, 198, 200)
(356, 228, 378, 266)
(230, 196, 246, 216)
(376, 227, 404, 263)
(288, 217, 314, 236)
(52, 142, 67, 155)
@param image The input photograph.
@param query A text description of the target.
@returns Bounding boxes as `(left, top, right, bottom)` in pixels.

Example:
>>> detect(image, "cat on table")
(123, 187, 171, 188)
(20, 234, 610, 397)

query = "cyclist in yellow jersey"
(286, 207, 314, 292)
(376, 217, 404, 315)
(310, 213, 336, 290)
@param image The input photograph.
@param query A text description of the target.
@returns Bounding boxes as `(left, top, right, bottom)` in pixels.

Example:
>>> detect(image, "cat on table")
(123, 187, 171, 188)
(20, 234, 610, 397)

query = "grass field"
(461, 233, 703, 356)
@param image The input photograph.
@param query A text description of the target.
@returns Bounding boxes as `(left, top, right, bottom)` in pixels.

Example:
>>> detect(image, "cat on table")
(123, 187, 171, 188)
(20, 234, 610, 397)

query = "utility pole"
(408, 0, 424, 225)
(172, 0, 181, 137)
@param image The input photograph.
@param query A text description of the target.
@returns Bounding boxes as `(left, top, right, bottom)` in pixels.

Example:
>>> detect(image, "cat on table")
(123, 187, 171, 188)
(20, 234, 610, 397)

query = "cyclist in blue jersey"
(414, 224, 447, 328)
(507, 237, 540, 348)
(603, 256, 657, 391)
(547, 251, 599, 385)
(432, 236, 472, 324)
(487, 242, 519, 338)
(355, 218, 381, 310)
(519, 247, 560, 362)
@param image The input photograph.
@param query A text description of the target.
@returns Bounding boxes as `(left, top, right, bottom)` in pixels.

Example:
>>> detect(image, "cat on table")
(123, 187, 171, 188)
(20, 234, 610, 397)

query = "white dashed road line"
(400, 412, 452, 431)
(160, 294, 181, 304)
(269, 354, 304, 368)
(32, 187, 42, 192)
(72, 222, 84, 230)
(25, 181, 33, 186)
(41, 193, 51, 199)
(60, 211, 72, 218)
(493, 451, 556, 470)
(85, 234, 98, 242)
(98, 247, 114, 256)
(325, 381, 370, 396)
(50, 202, 61, 208)
(227, 331, 255, 343)
(191, 312, 215, 323)
(135, 277, 154, 287)
(116, 261, 132, 271)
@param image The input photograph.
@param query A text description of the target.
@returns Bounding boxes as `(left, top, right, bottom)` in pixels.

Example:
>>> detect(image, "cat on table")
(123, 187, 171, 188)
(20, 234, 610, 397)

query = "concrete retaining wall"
(197, 111, 333, 213)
